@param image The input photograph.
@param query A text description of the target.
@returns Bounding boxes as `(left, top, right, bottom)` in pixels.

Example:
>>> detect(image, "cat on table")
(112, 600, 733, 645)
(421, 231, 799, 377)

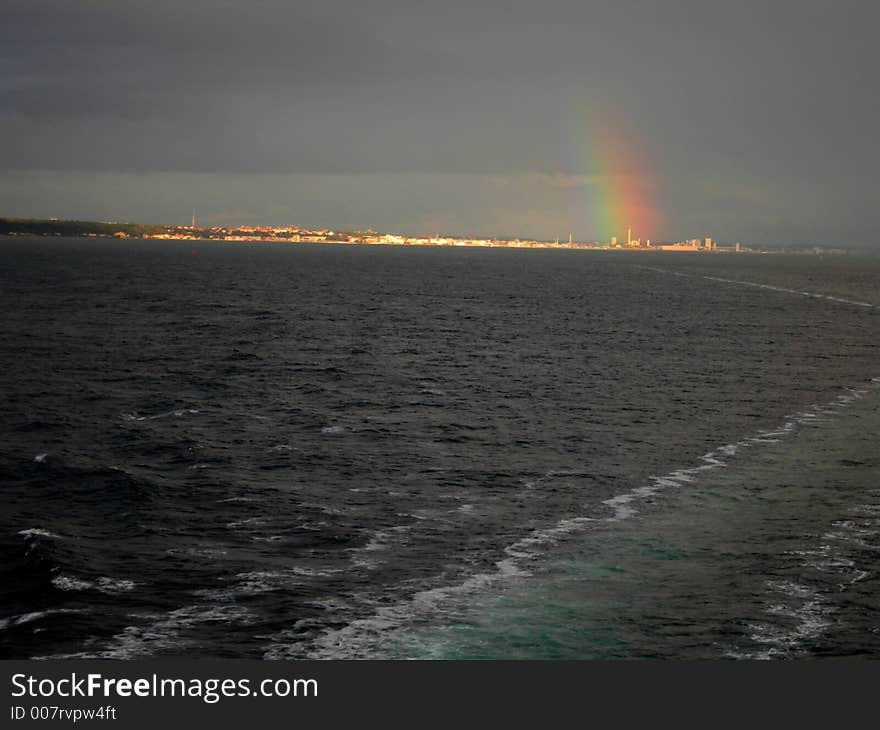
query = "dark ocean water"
(1, 238, 878, 659)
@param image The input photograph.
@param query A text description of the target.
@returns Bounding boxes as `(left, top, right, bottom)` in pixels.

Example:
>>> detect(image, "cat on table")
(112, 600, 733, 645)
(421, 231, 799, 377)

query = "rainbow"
(574, 106, 664, 243)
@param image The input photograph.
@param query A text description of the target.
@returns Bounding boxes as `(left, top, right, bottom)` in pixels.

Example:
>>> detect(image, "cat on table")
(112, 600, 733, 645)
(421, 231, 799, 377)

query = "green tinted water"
(390, 384, 880, 658)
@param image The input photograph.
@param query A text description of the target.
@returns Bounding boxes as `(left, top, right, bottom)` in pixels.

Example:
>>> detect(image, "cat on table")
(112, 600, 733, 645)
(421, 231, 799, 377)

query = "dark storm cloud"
(1, 0, 878, 243)
(3, 0, 871, 173)
(1, 8, 568, 172)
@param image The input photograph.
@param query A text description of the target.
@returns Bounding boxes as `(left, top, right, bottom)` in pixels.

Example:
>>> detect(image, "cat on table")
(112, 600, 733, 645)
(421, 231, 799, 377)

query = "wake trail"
(635, 265, 876, 309)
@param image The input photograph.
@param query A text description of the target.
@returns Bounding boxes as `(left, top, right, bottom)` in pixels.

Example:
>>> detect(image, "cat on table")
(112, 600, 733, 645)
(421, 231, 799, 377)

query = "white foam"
(849, 570, 870, 584)
(853, 504, 880, 516)
(33, 453, 48, 463)
(321, 425, 343, 434)
(267, 377, 880, 659)
(96, 577, 136, 593)
(756, 429, 790, 438)
(0, 608, 86, 632)
(226, 517, 265, 529)
(52, 575, 136, 594)
(194, 571, 286, 600)
(18, 528, 61, 540)
(51, 576, 92, 591)
(122, 408, 200, 422)
(350, 524, 416, 568)
(742, 580, 835, 657)
(289, 565, 347, 577)
(738, 486, 880, 656)
(40, 604, 253, 659)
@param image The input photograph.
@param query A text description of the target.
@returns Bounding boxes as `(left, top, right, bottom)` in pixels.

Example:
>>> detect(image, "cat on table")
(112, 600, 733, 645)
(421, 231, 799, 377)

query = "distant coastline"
(0, 216, 850, 255)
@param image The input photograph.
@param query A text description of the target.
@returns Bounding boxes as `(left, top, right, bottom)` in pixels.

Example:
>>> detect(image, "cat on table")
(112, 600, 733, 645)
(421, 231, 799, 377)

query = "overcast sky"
(1, 0, 877, 244)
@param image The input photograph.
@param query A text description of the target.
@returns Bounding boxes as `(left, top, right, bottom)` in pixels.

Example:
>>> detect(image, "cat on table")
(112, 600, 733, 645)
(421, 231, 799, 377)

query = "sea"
(1, 237, 878, 659)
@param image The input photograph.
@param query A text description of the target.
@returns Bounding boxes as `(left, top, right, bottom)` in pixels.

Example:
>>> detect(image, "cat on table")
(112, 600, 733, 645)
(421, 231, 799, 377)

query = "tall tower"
(192, 209, 196, 228)
(627, 226, 632, 245)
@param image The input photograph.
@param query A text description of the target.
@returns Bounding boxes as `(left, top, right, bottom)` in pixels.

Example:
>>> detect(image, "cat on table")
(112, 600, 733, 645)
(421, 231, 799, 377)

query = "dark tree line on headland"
(0, 217, 171, 238)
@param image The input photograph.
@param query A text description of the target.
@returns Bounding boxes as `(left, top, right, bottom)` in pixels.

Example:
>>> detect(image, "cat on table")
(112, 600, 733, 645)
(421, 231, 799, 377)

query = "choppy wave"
(264, 377, 880, 658)
(1, 608, 87, 632)
(52, 575, 136, 594)
(17, 528, 62, 540)
(350, 524, 417, 569)
(729, 491, 879, 658)
(121, 408, 200, 422)
(38, 604, 253, 659)
(743, 580, 836, 658)
(6, 242, 880, 660)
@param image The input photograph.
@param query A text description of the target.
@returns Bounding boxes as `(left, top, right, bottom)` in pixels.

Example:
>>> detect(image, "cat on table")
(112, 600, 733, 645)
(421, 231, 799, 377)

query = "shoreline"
(1, 232, 777, 254)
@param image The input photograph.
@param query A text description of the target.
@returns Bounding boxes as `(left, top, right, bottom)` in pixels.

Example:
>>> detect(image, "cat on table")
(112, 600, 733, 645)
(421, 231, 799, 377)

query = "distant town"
(0, 216, 850, 255)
